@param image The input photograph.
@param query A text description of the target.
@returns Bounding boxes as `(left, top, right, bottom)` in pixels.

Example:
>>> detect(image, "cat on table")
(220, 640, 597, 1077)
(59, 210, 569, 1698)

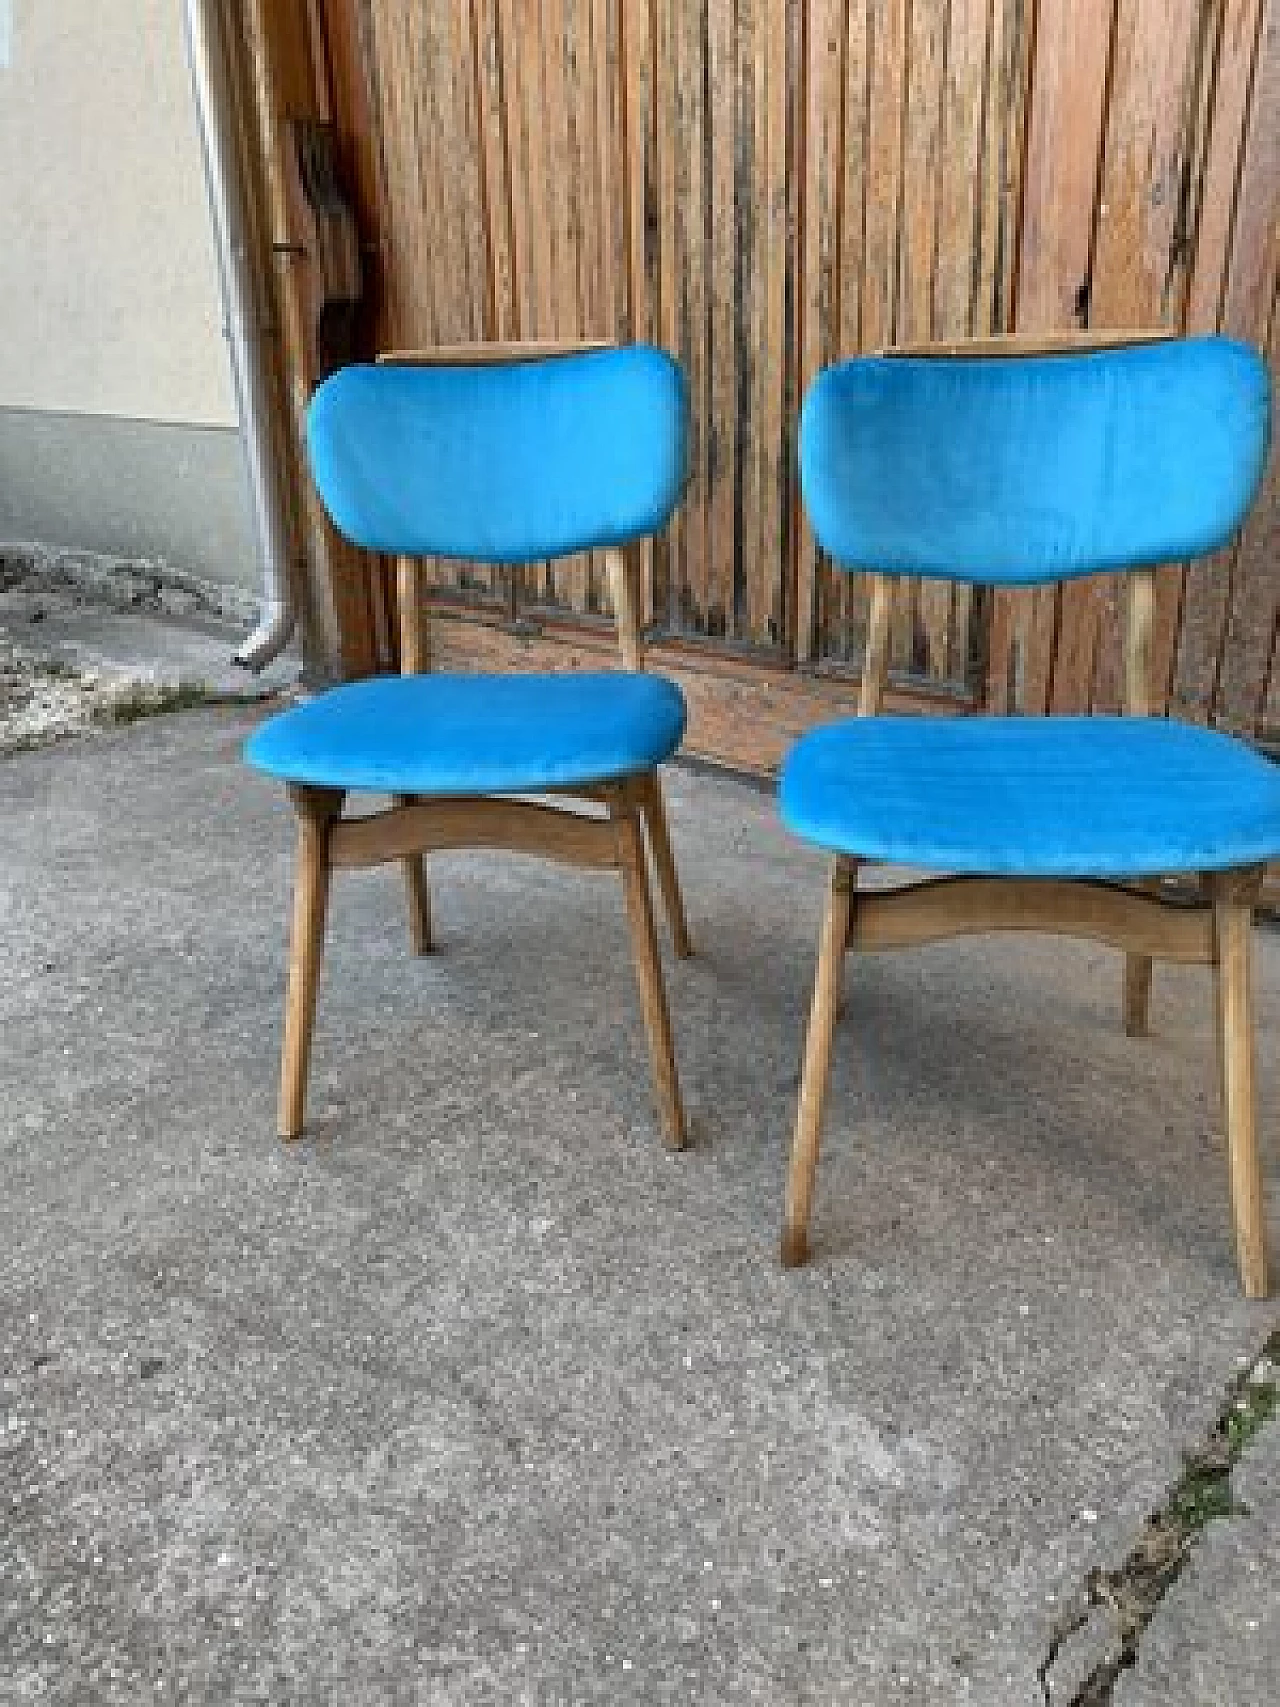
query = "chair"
(779, 334, 1278, 1296)
(245, 344, 692, 1150)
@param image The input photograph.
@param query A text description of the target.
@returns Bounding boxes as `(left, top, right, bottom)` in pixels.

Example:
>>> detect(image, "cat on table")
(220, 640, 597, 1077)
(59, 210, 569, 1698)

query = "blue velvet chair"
(245, 345, 692, 1150)
(780, 335, 1278, 1296)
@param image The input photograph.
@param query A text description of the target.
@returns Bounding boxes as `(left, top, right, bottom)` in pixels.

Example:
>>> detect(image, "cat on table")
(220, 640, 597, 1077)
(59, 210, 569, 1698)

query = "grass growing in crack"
(1040, 1332, 1279, 1705)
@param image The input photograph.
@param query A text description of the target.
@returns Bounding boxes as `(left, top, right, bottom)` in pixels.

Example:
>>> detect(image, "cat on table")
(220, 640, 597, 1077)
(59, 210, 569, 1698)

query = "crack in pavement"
(1038, 1327, 1279, 1705)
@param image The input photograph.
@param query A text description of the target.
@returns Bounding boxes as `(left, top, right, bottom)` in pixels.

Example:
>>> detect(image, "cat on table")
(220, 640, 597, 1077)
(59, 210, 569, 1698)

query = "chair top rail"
(877, 329, 1175, 359)
(377, 338, 614, 366)
(800, 334, 1270, 587)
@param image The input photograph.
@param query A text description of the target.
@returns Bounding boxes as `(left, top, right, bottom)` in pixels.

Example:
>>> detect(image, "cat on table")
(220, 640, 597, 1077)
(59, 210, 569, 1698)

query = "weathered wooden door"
(251, 0, 1278, 771)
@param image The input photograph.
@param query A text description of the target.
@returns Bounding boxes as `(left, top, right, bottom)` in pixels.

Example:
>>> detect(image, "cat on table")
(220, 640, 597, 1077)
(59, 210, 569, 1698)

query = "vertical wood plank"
(675, 1, 710, 631)
(796, 0, 848, 664)
(736, 0, 764, 641)
(1215, 281, 1280, 730)
(897, 0, 949, 676)
(1013, 0, 1116, 713)
(623, 0, 661, 623)
(937, 0, 998, 684)
(861, 0, 910, 351)
(1172, 0, 1264, 714)
(826, 1, 871, 666)
(706, 0, 737, 638)
(1189, 0, 1279, 730)
(474, 0, 520, 342)
(980, 0, 1042, 706)
(758, 0, 791, 650)
(1084, 0, 1214, 713)
(708, 0, 737, 637)
(655, 0, 682, 623)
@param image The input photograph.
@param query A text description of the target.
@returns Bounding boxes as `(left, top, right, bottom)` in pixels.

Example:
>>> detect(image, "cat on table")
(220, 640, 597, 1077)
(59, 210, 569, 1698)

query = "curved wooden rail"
(847, 876, 1216, 964)
(330, 796, 621, 872)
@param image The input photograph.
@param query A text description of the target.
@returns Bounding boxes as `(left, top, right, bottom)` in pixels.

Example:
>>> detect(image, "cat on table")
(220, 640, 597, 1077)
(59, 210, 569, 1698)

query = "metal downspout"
(181, 0, 295, 671)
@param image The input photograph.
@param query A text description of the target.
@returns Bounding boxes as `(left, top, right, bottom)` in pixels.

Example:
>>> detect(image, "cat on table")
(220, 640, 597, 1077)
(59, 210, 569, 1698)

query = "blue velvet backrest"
(306, 345, 689, 564)
(799, 337, 1270, 585)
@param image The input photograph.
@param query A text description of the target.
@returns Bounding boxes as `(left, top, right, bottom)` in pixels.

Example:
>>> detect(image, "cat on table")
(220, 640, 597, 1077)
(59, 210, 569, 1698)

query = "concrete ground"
(1, 674, 1277, 1702)
(0, 548, 292, 755)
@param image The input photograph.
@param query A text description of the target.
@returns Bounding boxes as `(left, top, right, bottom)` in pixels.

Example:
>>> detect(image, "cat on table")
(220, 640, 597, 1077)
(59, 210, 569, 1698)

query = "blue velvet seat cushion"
(800, 337, 1270, 583)
(308, 345, 689, 563)
(244, 671, 686, 794)
(780, 716, 1280, 877)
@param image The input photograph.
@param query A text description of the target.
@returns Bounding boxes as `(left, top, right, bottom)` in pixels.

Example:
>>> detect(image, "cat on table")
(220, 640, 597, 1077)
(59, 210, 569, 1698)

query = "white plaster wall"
(0, 0, 235, 425)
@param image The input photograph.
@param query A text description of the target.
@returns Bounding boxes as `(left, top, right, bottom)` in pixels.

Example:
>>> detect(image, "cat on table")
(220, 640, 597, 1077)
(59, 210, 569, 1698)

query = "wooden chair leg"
(835, 859, 861, 1018)
(782, 857, 855, 1268)
(1210, 870, 1270, 1299)
(396, 795, 433, 953)
(614, 806, 687, 1149)
(279, 787, 342, 1140)
(639, 771, 693, 958)
(1123, 875, 1161, 1036)
(1123, 951, 1153, 1037)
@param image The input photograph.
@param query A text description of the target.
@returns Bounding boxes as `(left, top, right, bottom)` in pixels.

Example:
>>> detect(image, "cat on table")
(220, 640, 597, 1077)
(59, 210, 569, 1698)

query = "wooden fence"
(247, 0, 1279, 761)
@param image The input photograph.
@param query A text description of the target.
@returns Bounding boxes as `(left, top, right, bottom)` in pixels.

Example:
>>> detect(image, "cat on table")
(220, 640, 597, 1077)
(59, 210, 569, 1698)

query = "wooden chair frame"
(782, 334, 1270, 1298)
(278, 341, 691, 1149)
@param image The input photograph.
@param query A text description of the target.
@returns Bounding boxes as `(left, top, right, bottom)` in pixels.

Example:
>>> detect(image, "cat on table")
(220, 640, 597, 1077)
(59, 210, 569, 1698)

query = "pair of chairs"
(245, 335, 1279, 1299)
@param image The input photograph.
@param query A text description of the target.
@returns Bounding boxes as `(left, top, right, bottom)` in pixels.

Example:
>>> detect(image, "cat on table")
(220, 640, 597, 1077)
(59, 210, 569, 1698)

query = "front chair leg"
(782, 856, 855, 1268)
(613, 803, 687, 1149)
(279, 785, 343, 1140)
(638, 771, 693, 958)
(396, 794, 433, 953)
(1210, 868, 1270, 1299)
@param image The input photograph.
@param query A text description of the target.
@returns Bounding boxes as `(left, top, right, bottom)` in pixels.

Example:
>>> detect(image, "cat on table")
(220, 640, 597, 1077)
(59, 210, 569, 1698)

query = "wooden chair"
(779, 334, 1278, 1296)
(245, 344, 692, 1149)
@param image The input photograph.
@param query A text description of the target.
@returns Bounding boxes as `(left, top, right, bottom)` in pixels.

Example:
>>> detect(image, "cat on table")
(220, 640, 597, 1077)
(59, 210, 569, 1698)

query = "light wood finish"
(273, 771, 687, 1152)
(1210, 867, 1270, 1299)
(788, 857, 1270, 1292)
(279, 785, 343, 1139)
(637, 771, 693, 960)
(395, 554, 433, 953)
(396, 556, 429, 671)
(377, 339, 613, 365)
(859, 574, 893, 717)
(396, 799, 433, 955)
(782, 857, 855, 1267)
(1123, 568, 1158, 1034)
(330, 797, 622, 872)
(606, 546, 643, 672)
(845, 877, 1216, 963)
(612, 799, 687, 1149)
(881, 330, 1176, 358)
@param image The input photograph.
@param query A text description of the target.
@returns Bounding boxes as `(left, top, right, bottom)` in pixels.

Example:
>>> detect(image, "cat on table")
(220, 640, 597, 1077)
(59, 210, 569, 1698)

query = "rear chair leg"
(782, 857, 855, 1268)
(639, 771, 693, 958)
(396, 794, 433, 953)
(1123, 951, 1153, 1037)
(279, 786, 342, 1140)
(614, 804, 687, 1149)
(1210, 869, 1270, 1299)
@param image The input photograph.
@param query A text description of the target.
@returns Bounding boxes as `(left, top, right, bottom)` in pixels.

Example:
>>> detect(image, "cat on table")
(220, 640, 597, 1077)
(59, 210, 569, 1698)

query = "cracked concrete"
(1, 685, 1277, 1702)
(0, 548, 294, 755)
(1039, 1339, 1278, 1703)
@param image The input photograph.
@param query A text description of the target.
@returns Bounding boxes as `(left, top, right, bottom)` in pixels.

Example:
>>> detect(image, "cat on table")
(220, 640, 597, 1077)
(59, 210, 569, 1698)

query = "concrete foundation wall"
(0, 0, 256, 585)
(0, 409, 257, 590)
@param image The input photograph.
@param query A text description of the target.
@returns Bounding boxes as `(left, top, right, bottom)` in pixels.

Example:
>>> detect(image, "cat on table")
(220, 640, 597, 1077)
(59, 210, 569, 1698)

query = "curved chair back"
(307, 344, 689, 564)
(799, 336, 1270, 584)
